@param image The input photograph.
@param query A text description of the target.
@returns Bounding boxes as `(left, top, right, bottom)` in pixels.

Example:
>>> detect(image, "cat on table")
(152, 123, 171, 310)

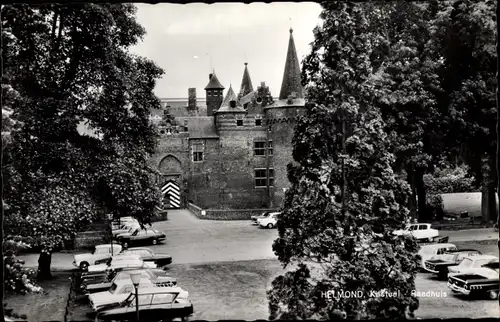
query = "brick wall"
(188, 202, 278, 220)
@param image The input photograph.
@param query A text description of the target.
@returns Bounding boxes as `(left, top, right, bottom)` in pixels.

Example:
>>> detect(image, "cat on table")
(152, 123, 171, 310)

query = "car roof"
(125, 247, 151, 251)
(112, 259, 144, 264)
(465, 255, 498, 260)
(446, 249, 479, 253)
(96, 244, 122, 249)
(113, 254, 140, 260)
(114, 278, 152, 285)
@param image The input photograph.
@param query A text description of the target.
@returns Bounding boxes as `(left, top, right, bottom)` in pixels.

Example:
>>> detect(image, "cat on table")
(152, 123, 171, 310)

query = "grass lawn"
(3, 271, 72, 322)
(67, 239, 499, 321)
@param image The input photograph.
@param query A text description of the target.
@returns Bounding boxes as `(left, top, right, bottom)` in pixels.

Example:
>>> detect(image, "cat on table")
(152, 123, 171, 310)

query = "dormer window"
(255, 118, 262, 126)
(230, 100, 236, 108)
(236, 119, 243, 126)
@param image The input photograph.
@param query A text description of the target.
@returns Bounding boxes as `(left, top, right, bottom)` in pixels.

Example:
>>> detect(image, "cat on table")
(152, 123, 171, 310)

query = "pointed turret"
(278, 28, 304, 100)
(205, 70, 225, 116)
(216, 84, 246, 113)
(238, 63, 254, 98)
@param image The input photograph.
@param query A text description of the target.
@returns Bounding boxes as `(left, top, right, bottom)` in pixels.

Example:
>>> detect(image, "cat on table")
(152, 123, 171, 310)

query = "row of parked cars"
(418, 242, 499, 300)
(111, 217, 167, 249)
(73, 244, 192, 321)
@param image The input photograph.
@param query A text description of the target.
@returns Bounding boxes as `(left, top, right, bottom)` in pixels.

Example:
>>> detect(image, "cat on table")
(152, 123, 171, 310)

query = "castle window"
(192, 143, 204, 162)
(267, 141, 273, 155)
(255, 118, 262, 126)
(236, 119, 243, 126)
(255, 168, 274, 187)
(208, 90, 212, 96)
(254, 141, 266, 156)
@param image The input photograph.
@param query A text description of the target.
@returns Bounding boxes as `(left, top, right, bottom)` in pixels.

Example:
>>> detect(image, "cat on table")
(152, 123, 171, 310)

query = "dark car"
(424, 249, 482, 278)
(83, 269, 177, 294)
(94, 248, 172, 267)
(447, 261, 499, 300)
(116, 228, 166, 248)
(95, 287, 193, 322)
(81, 267, 175, 293)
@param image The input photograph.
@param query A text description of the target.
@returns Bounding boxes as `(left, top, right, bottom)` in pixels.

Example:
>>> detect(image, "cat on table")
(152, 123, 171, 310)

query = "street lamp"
(107, 214, 114, 256)
(130, 272, 141, 321)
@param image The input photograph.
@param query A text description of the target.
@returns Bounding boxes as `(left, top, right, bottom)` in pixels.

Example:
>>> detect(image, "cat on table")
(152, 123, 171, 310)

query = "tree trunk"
(37, 248, 53, 280)
(415, 167, 428, 222)
(407, 166, 417, 219)
(480, 157, 497, 224)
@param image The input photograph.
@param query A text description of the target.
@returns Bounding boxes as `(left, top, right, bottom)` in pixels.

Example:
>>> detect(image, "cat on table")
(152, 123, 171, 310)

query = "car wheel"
(486, 290, 499, 300)
(267, 223, 274, 229)
(426, 238, 433, 243)
(152, 238, 158, 245)
(122, 241, 129, 249)
(80, 262, 89, 270)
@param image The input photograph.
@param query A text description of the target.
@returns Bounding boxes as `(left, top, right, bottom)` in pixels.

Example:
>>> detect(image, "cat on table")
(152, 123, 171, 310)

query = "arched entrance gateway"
(158, 154, 184, 209)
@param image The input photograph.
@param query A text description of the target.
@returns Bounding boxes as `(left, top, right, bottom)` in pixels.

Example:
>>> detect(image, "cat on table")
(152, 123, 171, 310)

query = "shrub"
(3, 238, 43, 294)
(424, 165, 476, 194)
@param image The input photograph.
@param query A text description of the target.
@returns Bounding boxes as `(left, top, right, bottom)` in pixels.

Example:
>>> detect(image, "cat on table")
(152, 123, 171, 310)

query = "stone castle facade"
(149, 29, 306, 210)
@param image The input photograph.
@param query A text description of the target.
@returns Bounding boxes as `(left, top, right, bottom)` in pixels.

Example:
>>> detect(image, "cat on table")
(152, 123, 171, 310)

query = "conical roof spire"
(220, 84, 238, 108)
(239, 62, 254, 98)
(205, 70, 225, 90)
(278, 28, 304, 100)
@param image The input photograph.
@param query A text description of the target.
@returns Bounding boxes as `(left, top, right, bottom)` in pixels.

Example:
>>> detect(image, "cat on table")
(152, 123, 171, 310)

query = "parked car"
(447, 261, 499, 300)
(89, 277, 156, 311)
(81, 267, 174, 291)
(251, 212, 271, 225)
(424, 249, 482, 278)
(257, 212, 280, 229)
(448, 255, 498, 275)
(112, 223, 141, 238)
(73, 244, 123, 270)
(81, 261, 164, 285)
(117, 228, 166, 248)
(417, 243, 458, 269)
(95, 286, 193, 322)
(393, 223, 439, 242)
(83, 269, 177, 294)
(119, 247, 172, 267)
(111, 217, 138, 230)
(86, 254, 143, 273)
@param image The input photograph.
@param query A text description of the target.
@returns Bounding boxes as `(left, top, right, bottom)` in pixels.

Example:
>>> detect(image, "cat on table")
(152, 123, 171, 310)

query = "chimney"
(209, 73, 213, 80)
(188, 88, 196, 109)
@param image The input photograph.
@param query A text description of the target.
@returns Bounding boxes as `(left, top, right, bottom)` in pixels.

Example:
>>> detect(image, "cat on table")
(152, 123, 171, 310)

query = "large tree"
(268, 2, 420, 319)
(432, 0, 497, 223)
(2, 3, 163, 279)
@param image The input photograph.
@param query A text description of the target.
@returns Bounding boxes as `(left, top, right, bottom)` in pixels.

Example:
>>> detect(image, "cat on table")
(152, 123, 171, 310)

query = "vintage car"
(81, 267, 173, 290)
(116, 228, 166, 248)
(251, 212, 271, 225)
(111, 217, 138, 230)
(257, 212, 280, 229)
(95, 286, 193, 322)
(89, 278, 156, 311)
(73, 244, 123, 270)
(83, 269, 177, 294)
(448, 255, 498, 275)
(447, 261, 499, 300)
(393, 223, 439, 242)
(112, 223, 141, 238)
(81, 259, 157, 284)
(417, 243, 458, 269)
(118, 247, 172, 267)
(86, 254, 143, 273)
(424, 249, 482, 278)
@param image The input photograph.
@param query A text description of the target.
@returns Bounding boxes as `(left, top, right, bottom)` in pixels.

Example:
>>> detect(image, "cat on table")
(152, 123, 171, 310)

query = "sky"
(131, 2, 323, 99)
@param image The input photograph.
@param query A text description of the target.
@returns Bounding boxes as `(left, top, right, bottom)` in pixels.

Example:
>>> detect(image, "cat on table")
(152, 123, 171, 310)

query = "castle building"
(149, 29, 306, 209)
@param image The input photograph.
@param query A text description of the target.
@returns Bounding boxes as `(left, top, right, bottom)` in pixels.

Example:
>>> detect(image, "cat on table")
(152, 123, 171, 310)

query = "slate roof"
(204, 71, 225, 90)
(279, 28, 305, 100)
(216, 85, 247, 113)
(176, 116, 219, 139)
(239, 63, 254, 98)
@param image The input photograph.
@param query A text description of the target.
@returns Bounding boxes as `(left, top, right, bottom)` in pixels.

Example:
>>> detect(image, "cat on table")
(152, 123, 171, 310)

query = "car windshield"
(459, 258, 474, 268)
(109, 283, 118, 294)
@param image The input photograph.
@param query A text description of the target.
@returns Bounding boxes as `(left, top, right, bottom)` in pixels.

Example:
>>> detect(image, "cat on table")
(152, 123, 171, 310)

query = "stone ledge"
(188, 203, 278, 220)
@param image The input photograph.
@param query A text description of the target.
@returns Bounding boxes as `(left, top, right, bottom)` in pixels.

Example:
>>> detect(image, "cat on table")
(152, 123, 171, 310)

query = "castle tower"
(264, 28, 306, 208)
(238, 62, 254, 109)
(204, 70, 225, 116)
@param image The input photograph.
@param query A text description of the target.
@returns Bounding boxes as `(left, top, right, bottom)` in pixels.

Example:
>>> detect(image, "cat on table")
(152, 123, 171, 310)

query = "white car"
(73, 244, 123, 270)
(86, 255, 142, 273)
(448, 255, 498, 276)
(257, 212, 280, 229)
(87, 258, 157, 276)
(251, 212, 271, 225)
(418, 243, 458, 269)
(112, 223, 141, 238)
(89, 277, 155, 311)
(393, 223, 439, 242)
